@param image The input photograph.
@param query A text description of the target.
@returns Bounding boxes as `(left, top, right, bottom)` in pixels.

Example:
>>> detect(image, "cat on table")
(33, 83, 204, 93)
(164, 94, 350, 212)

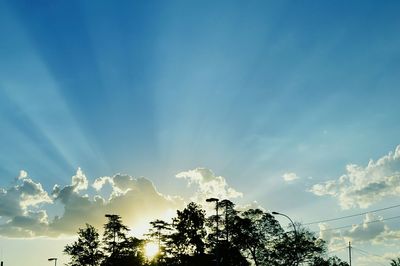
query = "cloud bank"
(0, 167, 241, 238)
(310, 145, 400, 209)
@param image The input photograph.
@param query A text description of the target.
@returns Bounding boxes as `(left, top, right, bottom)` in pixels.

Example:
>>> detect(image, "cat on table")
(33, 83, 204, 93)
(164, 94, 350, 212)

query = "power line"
(352, 247, 387, 266)
(318, 215, 400, 232)
(304, 203, 400, 225)
(326, 246, 348, 254)
(352, 247, 385, 259)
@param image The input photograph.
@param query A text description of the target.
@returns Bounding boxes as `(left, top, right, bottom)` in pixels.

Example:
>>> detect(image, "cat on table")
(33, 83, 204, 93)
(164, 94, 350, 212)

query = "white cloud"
(282, 172, 300, 182)
(310, 145, 400, 209)
(310, 180, 337, 196)
(176, 168, 243, 203)
(343, 213, 386, 243)
(0, 172, 52, 218)
(319, 213, 400, 249)
(0, 169, 186, 238)
(0, 167, 246, 238)
(92, 176, 113, 191)
(50, 172, 184, 237)
(18, 170, 28, 180)
(71, 167, 88, 192)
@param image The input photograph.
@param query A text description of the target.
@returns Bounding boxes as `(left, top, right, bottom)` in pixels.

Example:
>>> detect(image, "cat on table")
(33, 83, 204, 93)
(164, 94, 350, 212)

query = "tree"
(215, 240, 250, 266)
(309, 256, 349, 266)
(166, 202, 209, 265)
(103, 214, 129, 255)
(146, 219, 172, 263)
(102, 214, 145, 266)
(64, 223, 104, 266)
(274, 224, 325, 266)
(218, 199, 237, 243)
(231, 209, 283, 266)
(206, 200, 249, 266)
(391, 258, 400, 266)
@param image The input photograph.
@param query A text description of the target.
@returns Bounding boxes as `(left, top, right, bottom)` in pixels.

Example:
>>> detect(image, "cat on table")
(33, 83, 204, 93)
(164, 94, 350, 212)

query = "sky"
(0, 0, 400, 265)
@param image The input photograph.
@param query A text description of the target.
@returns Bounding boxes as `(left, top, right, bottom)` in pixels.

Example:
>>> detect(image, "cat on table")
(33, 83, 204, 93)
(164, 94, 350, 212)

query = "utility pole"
(348, 241, 352, 266)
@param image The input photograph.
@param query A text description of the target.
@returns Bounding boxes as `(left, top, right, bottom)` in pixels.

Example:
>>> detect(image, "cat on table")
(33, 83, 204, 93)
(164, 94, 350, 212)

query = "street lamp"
(272, 211, 298, 266)
(206, 198, 220, 266)
(48, 257, 57, 266)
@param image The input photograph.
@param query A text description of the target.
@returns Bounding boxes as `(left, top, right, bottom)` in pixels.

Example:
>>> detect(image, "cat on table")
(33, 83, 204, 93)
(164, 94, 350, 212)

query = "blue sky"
(1, 1, 400, 265)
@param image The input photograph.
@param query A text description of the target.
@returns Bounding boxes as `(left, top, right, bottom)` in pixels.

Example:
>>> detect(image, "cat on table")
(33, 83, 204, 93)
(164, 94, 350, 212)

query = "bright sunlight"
(144, 242, 159, 259)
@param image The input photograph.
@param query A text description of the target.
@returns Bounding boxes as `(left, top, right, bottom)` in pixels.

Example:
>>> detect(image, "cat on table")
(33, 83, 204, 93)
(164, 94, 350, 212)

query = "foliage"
(274, 224, 326, 266)
(166, 202, 207, 262)
(64, 201, 349, 266)
(213, 240, 250, 266)
(231, 208, 284, 266)
(63, 223, 104, 266)
(101, 214, 145, 266)
(309, 256, 349, 266)
(146, 219, 172, 263)
(391, 258, 400, 266)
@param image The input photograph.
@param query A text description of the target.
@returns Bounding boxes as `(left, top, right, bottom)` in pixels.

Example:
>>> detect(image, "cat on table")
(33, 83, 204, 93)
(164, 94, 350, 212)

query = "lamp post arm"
(272, 211, 299, 266)
(280, 213, 297, 239)
(272, 212, 297, 239)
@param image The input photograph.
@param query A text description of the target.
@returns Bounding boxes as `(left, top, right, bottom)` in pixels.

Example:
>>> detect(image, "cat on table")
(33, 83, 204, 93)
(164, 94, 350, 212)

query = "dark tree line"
(64, 200, 349, 266)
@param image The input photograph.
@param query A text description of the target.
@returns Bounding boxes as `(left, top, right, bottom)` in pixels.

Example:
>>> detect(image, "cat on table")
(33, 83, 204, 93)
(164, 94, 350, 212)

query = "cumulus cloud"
(176, 168, 243, 203)
(310, 145, 400, 209)
(319, 213, 400, 249)
(92, 176, 113, 191)
(344, 213, 386, 243)
(0, 171, 51, 218)
(0, 168, 189, 238)
(18, 170, 28, 180)
(282, 172, 300, 182)
(0, 167, 246, 238)
(50, 171, 184, 237)
(71, 167, 88, 192)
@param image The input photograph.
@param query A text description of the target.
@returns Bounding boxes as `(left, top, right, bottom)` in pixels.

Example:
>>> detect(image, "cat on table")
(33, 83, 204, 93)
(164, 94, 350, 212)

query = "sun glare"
(144, 242, 159, 259)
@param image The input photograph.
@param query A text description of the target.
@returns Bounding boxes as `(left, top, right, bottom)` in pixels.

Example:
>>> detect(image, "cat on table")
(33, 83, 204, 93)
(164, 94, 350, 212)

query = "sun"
(144, 242, 159, 259)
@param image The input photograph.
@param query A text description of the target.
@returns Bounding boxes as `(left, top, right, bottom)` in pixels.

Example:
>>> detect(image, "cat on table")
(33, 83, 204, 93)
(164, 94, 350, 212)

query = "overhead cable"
(305, 203, 400, 225)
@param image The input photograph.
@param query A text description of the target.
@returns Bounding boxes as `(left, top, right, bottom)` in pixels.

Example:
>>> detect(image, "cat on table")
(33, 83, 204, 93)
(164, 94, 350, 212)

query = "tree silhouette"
(274, 224, 325, 266)
(102, 214, 144, 266)
(63, 201, 353, 266)
(166, 202, 212, 265)
(391, 258, 400, 266)
(103, 214, 129, 255)
(206, 200, 248, 266)
(64, 223, 104, 266)
(218, 199, 237, 243)
(146, 219, 172, 263)
(310, 256, 349, 266)
(231, 209, 283, 266)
